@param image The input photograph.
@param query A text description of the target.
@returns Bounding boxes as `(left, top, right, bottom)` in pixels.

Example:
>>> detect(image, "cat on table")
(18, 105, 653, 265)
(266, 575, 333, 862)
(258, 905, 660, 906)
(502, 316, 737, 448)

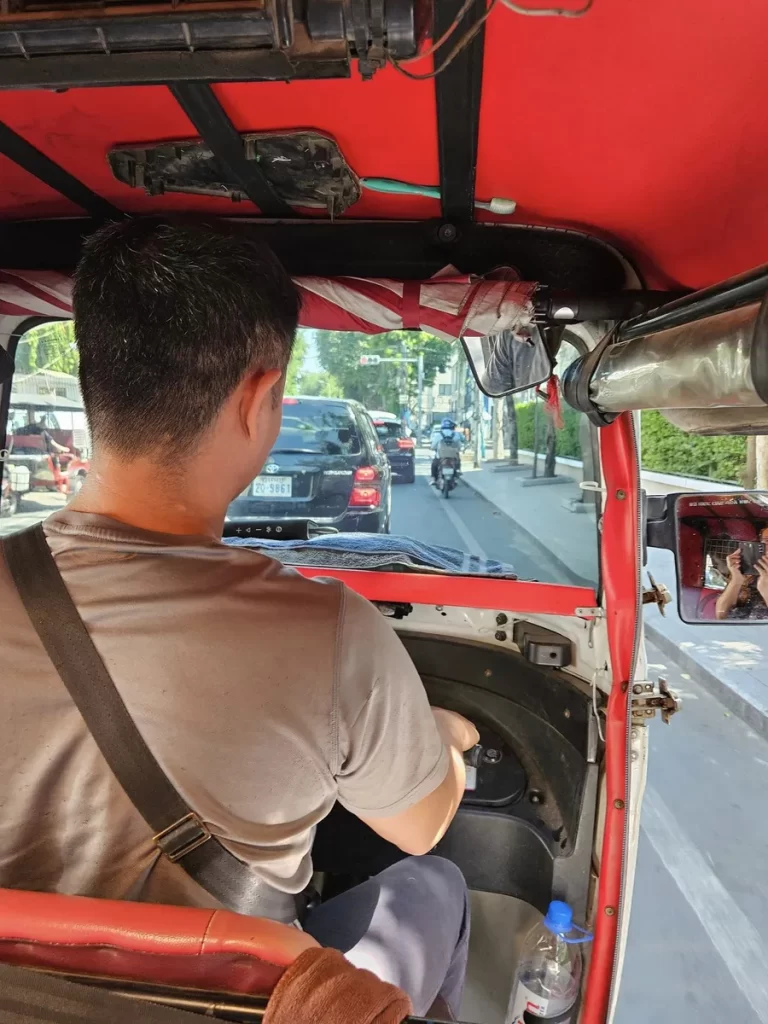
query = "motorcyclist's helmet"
(441, 418, 456, 431)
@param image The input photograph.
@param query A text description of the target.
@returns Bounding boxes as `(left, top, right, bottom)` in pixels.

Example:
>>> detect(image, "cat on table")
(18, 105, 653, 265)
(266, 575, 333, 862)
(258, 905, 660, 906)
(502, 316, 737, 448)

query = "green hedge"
(515, 401, 582, 459)
(513, 403, 748, 483)
(640, 410, 747, 484)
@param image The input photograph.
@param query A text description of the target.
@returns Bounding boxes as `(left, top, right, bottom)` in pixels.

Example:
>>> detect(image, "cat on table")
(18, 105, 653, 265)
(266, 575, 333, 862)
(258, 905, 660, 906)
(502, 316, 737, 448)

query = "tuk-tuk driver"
(0, 219, 477, 1019)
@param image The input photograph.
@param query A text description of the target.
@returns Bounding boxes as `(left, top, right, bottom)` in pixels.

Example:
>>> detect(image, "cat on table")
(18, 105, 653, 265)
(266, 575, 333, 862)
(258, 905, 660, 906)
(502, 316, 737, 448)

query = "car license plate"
(442, 467, 455, 477)
(252, 476, 292, 498)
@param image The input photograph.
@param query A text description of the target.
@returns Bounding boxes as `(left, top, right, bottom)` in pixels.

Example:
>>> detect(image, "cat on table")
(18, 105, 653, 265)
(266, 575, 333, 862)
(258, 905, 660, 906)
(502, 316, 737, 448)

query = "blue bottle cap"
(543, 900, 573, 933)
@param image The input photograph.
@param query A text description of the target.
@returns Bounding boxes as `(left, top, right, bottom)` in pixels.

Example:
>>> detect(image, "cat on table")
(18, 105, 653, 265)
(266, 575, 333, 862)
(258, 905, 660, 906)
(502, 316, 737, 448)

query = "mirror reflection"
(677, 492, 768, 622)
(463, 328, 553, 398)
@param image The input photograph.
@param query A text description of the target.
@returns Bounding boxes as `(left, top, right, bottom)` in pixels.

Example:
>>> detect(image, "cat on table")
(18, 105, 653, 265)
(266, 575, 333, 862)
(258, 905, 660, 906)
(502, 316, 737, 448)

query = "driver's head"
(73, 219, 300, 487)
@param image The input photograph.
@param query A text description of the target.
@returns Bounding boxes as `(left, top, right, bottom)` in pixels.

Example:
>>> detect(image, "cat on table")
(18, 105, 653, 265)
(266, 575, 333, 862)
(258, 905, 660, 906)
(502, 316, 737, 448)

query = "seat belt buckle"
(154, 813, 212, 862)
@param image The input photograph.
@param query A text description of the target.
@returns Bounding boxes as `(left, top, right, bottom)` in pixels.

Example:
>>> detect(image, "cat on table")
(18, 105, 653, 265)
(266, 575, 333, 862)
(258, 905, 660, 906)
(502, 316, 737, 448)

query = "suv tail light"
(350, 466, 381, 507)
(397, 437, 415, 449)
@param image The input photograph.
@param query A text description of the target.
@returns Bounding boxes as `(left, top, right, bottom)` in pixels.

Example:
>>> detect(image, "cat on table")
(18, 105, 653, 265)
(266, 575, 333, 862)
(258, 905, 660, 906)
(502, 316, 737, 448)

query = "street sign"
(359, 354, 381, 366)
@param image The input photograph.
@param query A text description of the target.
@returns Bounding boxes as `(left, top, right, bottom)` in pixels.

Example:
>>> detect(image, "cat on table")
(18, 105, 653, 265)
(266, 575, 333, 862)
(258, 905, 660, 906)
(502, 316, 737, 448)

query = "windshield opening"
(2, 322, 601, 589)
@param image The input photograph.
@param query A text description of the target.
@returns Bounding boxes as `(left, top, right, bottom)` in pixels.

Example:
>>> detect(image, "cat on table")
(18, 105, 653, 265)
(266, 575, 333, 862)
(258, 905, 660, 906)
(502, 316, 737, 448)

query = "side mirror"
(461, 328, 553, 398)
(647, 490, 768, 623)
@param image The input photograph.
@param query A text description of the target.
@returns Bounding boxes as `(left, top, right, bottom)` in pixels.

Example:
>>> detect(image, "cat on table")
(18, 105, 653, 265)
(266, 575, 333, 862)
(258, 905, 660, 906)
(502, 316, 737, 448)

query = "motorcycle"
(438, 456, 459, 498)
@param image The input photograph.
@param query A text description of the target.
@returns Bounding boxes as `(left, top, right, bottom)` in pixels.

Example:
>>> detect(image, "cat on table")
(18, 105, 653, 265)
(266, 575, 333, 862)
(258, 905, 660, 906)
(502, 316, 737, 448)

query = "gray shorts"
(303, 855, 470, 1017)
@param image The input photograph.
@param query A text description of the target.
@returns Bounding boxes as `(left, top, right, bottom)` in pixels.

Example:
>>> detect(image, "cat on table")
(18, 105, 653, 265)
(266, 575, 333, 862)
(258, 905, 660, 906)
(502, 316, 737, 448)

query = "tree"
(283, 333, 307, 395)
(296, 370, 343, 398)
(14, 320, 79, 376)
(743, 436, 757, 489)
(492, 399, 504, 459)
(504, 394, 519, 465)
(543, 418, 557, 477)
(757, 435, 768, 490)
(311, 329, 453, 413)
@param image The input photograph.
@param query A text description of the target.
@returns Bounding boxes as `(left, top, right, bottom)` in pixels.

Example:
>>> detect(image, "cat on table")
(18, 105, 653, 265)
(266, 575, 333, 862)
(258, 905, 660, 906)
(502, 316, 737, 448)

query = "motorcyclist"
(430, 417, 463, 485)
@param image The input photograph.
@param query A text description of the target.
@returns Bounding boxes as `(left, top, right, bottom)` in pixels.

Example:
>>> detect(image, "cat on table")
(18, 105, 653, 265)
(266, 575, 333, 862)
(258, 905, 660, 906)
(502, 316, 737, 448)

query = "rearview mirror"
(648, 491, 768, 623)
(462, 328, 553, 398)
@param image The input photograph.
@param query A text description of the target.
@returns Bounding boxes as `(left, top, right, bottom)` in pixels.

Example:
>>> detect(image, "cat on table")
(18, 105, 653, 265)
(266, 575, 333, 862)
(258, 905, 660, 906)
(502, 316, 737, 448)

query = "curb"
(644, 619, 768, 740)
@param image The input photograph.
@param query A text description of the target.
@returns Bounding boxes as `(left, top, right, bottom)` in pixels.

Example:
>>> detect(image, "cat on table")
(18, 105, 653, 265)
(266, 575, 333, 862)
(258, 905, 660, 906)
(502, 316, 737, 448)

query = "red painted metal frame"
(295, 567, 596, 616)
(581, 412, 640, 1024)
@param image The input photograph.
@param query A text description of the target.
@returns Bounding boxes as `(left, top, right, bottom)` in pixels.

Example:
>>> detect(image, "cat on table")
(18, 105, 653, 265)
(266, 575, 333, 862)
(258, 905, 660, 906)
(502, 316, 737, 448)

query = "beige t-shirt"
(0, 509, 447, 918)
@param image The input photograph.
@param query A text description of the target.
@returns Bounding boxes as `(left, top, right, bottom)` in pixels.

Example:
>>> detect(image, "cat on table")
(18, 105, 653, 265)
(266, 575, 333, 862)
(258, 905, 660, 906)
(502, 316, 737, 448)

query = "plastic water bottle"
(505, 901, 590, 1023)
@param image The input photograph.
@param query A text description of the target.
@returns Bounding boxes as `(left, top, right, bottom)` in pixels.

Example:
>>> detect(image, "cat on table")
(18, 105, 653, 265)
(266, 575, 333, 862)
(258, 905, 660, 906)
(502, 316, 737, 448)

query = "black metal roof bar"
(0, 120, 123, 220)
(434, 0, 486, 223)
(169, 82, 295, 218)
(0, 218, 635, 294)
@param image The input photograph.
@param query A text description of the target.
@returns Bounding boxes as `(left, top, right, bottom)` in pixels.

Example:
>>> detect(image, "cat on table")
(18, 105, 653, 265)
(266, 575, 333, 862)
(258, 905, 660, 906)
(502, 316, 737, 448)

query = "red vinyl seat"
(0, 888, 318, 997)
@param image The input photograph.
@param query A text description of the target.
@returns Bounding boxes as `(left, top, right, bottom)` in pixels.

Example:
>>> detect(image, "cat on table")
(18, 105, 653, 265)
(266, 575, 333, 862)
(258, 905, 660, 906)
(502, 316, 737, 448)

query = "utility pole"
(416, 351, 424, 445)
(474, 386, 483, 469)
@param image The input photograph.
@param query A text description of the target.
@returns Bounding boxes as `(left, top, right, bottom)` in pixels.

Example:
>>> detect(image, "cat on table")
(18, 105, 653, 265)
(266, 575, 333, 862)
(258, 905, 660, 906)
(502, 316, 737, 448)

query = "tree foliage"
(295, 370, 344, 397)
(307, 329, 453, 413)
(283, 333, 307, 394)
(640, 410, 747, 483)
(14, 321, 79, 376)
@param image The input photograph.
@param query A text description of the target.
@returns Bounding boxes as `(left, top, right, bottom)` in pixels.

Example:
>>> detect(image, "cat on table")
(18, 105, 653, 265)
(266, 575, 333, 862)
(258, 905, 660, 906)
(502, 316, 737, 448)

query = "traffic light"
(359, 354, 382, 366)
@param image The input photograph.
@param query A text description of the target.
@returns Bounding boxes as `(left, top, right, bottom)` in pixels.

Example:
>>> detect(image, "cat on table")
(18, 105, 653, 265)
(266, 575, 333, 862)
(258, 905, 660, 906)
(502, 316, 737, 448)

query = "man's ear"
(240, 369, 283, 439)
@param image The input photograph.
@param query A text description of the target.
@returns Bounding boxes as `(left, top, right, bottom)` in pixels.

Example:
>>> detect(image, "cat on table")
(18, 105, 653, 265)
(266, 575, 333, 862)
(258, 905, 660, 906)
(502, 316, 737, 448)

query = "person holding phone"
(715, 535, 768, 620)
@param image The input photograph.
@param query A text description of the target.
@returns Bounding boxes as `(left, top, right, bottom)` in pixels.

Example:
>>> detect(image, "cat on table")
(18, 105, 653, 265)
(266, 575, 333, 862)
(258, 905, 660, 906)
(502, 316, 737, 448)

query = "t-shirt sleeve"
(333, 586, 449, 818)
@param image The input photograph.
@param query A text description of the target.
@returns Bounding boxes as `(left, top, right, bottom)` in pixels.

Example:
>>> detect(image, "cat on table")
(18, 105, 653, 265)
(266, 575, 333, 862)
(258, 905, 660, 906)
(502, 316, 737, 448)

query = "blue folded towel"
(224, 532, 516, 577)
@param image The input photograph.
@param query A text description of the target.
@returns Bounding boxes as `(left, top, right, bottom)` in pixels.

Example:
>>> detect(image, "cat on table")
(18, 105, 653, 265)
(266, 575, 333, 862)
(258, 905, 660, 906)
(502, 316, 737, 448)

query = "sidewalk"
(463, 460, 768, 738)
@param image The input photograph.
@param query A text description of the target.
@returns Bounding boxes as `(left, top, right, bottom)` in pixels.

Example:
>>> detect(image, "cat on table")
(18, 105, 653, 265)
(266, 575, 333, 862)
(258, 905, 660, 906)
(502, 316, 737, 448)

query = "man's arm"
(359, 708, 478, 855)
(333, 588, 478, 856)
(716, 550, 744, 619)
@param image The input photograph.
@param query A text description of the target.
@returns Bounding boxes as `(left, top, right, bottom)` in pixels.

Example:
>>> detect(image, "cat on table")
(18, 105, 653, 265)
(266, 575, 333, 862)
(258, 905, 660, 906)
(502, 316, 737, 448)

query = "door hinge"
(575, 606, 604, 620)
(631, 677, 680, 724)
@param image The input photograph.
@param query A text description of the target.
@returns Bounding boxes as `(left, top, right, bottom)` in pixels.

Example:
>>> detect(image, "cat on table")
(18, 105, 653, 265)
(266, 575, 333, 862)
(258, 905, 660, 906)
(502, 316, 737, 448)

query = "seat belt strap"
(1, 523, 290, 919)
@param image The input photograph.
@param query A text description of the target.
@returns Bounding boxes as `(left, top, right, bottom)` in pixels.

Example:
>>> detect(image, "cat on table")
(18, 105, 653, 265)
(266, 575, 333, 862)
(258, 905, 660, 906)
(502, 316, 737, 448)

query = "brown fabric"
(264, 948, 412, 1024)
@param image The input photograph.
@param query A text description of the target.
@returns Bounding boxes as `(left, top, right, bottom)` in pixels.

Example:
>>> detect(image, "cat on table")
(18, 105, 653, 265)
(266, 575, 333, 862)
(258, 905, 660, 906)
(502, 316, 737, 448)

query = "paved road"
(391, 452, 589, 586)
(617, 640, 768, 1024)
(0, 490, 65, 537)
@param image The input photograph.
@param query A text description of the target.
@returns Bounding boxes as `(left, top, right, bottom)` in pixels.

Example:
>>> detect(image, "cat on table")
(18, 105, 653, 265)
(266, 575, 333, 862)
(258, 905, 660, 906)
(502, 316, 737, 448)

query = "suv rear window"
(275, 399, 362, 456)
(374, 421, 403, 441)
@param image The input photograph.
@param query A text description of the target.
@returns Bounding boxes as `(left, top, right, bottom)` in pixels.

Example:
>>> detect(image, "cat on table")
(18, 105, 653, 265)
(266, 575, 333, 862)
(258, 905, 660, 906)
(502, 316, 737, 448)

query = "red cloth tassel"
(544, 374, 564, 430)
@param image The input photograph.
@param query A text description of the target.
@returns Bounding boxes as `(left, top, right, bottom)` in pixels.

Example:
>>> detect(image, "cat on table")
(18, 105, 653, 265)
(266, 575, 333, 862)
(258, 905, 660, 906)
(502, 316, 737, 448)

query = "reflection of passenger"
(714, 546, 768, 620)
(480, 330, 550, 396)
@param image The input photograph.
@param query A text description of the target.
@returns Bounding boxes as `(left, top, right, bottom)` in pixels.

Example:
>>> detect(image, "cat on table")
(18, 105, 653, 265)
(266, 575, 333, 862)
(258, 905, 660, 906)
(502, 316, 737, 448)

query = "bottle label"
(507, 982, 573, 1022)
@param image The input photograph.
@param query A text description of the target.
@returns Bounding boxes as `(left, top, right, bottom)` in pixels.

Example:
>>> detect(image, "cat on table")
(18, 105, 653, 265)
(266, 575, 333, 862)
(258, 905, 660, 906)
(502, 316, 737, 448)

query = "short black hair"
(73, 219, 300, 459)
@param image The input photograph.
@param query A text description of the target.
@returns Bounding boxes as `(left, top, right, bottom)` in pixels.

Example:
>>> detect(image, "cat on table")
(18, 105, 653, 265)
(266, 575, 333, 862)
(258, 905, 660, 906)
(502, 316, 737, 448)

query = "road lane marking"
(425, 478, 490, 561)
(641, 785, 768, 1023)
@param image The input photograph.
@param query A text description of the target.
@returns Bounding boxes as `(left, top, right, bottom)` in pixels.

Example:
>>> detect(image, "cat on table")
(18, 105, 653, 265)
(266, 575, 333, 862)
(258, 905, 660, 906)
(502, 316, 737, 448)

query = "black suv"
(225, 397, 392, 534)
(370, 411, 416, 484)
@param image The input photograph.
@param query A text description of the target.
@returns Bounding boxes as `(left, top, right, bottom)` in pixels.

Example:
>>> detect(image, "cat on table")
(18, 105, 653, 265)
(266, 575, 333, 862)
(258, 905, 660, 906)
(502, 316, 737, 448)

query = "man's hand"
(726, 549, 745, 587)
(756, 556, 768, 605)
(431, 708, 480, 752)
